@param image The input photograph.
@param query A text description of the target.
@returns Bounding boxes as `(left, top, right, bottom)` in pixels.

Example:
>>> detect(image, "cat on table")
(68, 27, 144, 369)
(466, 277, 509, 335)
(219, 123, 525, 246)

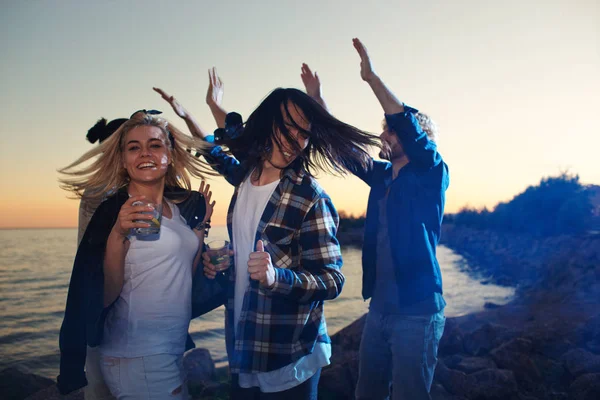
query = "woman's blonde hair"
(59, 112, 216, 202)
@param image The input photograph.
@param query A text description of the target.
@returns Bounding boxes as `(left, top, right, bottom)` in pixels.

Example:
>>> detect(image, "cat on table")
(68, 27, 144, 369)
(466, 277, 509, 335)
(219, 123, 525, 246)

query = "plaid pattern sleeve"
(266, 196, 345, 303)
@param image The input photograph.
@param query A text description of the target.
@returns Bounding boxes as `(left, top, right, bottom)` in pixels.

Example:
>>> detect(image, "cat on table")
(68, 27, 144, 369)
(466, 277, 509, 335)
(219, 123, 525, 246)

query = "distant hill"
(337, 173, 598, 245)
(446, 173, 597, 237)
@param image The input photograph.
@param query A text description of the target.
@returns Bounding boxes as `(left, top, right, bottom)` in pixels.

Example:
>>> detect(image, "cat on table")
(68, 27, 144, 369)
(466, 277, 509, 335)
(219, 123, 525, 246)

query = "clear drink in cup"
(132, 201, 163, 235)
(206, 240, 231, 271)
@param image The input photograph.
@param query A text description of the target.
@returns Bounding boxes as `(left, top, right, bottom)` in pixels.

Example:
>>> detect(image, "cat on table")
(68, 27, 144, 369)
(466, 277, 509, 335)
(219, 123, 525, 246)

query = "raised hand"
(199, 181, 215, 224)
(352, 38, 377, 82)
(206, 67, 224, 107)
(153, 87, 188, 118)
(300, 63, 322, 99)
(248, 240, 275, 287)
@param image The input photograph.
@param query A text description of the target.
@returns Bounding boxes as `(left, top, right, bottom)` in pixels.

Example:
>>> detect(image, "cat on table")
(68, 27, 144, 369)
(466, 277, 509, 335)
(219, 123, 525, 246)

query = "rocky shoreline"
(317, 224, 600, 399)
(3, 225, 599, 399)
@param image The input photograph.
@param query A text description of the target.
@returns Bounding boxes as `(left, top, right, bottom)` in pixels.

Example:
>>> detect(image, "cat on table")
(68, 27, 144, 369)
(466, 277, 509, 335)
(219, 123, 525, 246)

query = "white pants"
(99, 353, 188, 400)
(85, 346, 115, 400)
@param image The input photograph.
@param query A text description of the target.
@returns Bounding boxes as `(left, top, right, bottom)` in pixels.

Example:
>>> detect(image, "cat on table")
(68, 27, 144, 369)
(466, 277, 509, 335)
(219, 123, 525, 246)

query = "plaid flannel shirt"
(206, 145, 345, 374)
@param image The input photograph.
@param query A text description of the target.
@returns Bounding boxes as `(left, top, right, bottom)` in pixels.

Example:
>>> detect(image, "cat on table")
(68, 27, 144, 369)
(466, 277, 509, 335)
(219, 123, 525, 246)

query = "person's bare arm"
(352, 38, 404, 115)
(206, 67, 227, 129)
(153, 87, 212, 140)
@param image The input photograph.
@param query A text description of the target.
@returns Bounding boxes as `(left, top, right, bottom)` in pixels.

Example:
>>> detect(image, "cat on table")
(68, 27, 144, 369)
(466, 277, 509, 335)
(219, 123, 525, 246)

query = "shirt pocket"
(262, 224, 296, 269)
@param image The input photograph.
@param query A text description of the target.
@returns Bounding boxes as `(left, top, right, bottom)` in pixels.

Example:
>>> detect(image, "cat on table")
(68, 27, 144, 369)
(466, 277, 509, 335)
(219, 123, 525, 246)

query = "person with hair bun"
(78, 118, 128, 245)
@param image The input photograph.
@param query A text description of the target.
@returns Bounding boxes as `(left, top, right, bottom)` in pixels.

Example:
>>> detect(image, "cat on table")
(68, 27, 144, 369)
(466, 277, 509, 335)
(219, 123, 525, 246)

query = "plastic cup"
(206, 240, 231, 271)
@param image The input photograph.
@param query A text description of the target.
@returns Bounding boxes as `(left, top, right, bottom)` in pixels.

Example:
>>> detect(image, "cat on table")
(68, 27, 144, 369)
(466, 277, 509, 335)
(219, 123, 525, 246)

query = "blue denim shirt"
(351, 106, 449, 305)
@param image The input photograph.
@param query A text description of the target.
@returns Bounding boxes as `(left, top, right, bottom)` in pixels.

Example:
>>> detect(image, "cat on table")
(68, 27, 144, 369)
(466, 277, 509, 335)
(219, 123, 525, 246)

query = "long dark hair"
(222, 88, 380, 178)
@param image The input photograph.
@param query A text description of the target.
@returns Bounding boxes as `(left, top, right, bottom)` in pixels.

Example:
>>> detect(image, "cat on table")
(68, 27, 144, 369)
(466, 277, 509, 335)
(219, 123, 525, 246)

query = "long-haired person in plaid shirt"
(167, 67, 377, 399)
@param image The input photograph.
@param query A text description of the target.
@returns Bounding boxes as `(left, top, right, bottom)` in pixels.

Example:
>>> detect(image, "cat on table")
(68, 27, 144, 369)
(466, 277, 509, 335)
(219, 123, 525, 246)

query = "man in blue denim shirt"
(302, 38, 448, 400)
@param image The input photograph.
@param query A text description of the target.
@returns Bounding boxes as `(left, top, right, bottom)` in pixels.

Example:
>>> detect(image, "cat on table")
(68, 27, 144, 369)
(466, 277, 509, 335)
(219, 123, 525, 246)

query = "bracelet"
(194, 219, 211, 236)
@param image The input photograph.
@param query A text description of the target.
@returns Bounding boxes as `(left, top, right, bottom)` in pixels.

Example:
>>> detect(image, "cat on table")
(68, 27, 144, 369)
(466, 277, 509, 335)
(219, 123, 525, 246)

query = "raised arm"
(354, 38, 441, 168)
(153, 87, 212, 140)
(300, 62, 391, 185)
(352, 38, 404, 115)
(206, 67, 227, 129)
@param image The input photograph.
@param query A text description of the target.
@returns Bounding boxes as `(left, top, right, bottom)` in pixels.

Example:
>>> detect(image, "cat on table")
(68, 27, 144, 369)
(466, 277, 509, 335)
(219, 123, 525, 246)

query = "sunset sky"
(0, 0, 598, 228)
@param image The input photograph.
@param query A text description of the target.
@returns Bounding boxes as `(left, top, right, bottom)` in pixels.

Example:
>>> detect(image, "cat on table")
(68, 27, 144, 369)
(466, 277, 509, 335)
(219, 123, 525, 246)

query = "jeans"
(230, 369, 321, 400)
(355, 309, 445, 400)
(100, 353, 187, 400)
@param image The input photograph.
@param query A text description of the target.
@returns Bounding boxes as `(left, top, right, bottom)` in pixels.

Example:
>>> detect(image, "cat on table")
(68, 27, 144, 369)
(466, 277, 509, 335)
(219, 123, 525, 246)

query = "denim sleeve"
(385, 107, 442, 170)
(203, 145, 247, 186)
(345, 157, 390, 187)
(265, 197, 345, 303)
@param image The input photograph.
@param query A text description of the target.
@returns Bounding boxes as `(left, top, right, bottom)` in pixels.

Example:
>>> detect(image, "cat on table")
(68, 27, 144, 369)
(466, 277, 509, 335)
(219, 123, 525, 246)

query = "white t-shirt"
(101, 201, 199, 358)
(232, 177, 280, 326)
(232, 175, 331, 392)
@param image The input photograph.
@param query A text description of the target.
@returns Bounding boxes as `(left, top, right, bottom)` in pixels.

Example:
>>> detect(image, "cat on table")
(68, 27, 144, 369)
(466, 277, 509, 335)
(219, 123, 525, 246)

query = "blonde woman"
(57, 110, 224, 399)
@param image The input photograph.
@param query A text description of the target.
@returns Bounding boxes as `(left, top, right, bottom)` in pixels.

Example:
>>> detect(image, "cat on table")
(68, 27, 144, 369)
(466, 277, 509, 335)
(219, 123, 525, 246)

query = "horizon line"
(0, 225, 230, 230)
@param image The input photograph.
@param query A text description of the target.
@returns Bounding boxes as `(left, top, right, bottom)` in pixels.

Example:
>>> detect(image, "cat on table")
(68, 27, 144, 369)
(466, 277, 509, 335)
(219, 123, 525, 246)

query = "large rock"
(489, 338, 541, 387)
(434, 360, 471, 397)
(580, 314, 600, 355)
(430, 383, 468, 400)
(319, 349, 359, 399)
(183, 348, 217, 385)
(437, 365, 521, 400)
(0, 367, 55, 400)
(543, 393, 569, 400)
(463, 323, 516, 356)
(532, 337, 575, 359)
(318, 314, 365, 398)
(439, 319, 465, 356)
(467, 368, 519, 400)
(330, 313, 366, 349)
(562, 348, 600, 378)
(443, 355, 497, 374)
(530, 354, 570, 391)
(569, 373, 600, 400)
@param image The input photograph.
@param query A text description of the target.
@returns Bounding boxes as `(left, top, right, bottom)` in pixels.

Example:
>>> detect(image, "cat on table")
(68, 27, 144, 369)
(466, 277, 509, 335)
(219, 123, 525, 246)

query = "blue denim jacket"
(351, 106, 449, 305)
